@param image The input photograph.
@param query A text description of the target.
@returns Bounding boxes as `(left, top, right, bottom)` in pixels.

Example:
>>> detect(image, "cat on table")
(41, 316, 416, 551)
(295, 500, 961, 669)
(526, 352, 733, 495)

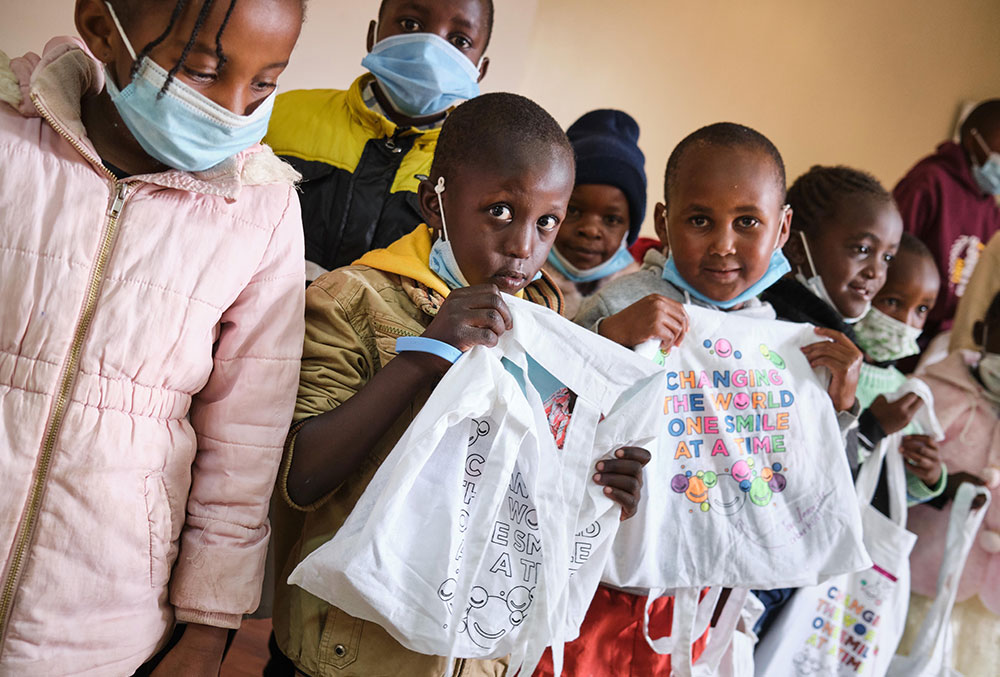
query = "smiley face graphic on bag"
(438, 581, 534, 649)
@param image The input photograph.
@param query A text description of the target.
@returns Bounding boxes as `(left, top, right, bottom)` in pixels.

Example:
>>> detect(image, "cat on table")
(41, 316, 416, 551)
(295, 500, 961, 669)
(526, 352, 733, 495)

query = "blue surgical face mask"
(361, 32, 481, 119)
(102, 2, 276, 172)
(547, 239, 634, 283)
(971, 128, 1000, 196)
(427, 177, 542, 291)
(661, 206, 791, 309)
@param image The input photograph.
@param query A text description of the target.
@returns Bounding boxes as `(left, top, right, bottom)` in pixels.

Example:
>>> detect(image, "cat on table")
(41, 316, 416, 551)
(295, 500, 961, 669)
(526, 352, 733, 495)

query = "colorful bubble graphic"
(704, 338, 741, 359)
(758, 343, 786, 369)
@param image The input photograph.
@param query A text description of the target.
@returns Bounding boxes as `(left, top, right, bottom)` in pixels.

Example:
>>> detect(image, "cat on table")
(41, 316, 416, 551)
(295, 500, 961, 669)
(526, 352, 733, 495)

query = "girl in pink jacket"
(0, 1, 306, 674)
(901, 291, 1000, 674)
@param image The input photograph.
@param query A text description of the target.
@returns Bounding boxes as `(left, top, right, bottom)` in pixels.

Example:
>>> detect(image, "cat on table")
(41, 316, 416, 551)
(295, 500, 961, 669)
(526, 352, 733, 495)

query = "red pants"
(532, 585, 709, 676)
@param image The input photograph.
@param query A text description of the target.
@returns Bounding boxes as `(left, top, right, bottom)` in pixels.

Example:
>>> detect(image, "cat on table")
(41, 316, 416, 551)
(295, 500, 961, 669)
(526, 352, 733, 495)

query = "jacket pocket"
(317, 606, 364, 671)
(143, 472, 175, 588)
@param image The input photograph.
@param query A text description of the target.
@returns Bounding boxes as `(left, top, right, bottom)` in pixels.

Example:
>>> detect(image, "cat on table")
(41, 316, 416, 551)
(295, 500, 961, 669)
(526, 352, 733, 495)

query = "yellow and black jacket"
(264, 74, 441, 276)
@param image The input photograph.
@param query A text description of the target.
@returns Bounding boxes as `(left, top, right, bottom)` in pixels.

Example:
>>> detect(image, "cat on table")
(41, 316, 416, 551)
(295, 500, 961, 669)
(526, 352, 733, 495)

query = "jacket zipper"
(372, 321, 419, 338)
(0, 96, 130, 650)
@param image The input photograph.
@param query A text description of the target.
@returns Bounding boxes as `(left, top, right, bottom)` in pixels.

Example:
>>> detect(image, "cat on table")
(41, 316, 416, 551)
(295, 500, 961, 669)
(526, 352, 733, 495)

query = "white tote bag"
(754, 377, 947, 677)
(887, 483, 992, 677)
(288, 295, 663, 675)
(607, 305, 869, 593)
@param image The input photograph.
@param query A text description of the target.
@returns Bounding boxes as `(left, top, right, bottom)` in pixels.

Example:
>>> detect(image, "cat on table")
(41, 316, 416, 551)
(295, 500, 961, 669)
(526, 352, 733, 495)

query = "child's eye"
(918, 305, 930, 314)
(252, 80, 278, 94)
(735, 216, 760, 229)
(450, 35, 473, 50)
(566, 206, 581, 219)
(537, 215, 560, 232)
(603, 215, 623, 226)
(883, 298, 899, 307)
(689, 216, 710, 228)
(182, 67, 217, 83)
(883, 253, 894, 263)
(855, 245, 871, 255)
(489, 204, 512, 220)
(400, 18, 421, 32)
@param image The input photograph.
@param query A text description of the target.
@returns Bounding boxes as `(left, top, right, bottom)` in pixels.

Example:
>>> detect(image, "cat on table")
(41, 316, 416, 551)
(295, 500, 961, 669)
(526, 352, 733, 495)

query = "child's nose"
(504, 222, 535, 259)
(207, 85, 258, 116)
(707, 228, 737, 255)
(577, 216, 604, 239)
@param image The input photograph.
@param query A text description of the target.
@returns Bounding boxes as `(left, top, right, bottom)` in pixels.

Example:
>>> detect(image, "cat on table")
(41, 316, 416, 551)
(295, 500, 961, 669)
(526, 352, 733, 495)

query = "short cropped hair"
(960, 99, 1000, 140)
(664, 122, 785, 203)
(378, 0, 495, 50)
(430, 93, 573, 181)
(896, 232, 933, 261)
(786, 165, 892, 236)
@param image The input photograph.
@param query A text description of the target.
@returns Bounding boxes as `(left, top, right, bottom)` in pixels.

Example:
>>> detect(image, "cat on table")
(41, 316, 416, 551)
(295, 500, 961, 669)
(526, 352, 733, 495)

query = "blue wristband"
(395, 336, 463, 364)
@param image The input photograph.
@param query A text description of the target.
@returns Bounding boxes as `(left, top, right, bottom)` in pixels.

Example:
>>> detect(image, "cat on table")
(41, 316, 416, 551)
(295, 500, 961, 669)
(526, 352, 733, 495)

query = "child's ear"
(974, 320, 986, 347)
(653, 202, 669, 253)
(477, 57, 490, 83)
(784, 230, 808, 273)
(366, 20, 377, 53)
(417, 177, 443, 234)
(775, 206, 793, 249)
(75, 0, 116, 63)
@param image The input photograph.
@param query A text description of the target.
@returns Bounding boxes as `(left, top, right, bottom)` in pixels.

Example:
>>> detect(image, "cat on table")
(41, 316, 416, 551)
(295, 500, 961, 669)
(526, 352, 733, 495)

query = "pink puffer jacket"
(908, 351, 1000, 615)
(0, 39, 304, 675)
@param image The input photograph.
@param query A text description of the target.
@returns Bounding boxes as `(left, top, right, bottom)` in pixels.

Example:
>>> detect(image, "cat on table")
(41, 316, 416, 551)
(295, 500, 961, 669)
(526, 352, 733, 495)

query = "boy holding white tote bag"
(270, 94, 653, 677)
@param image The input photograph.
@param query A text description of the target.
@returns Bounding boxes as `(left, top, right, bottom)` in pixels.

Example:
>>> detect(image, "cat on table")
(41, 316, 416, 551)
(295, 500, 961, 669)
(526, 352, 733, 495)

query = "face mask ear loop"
(774, 205, 789, 251)
(434, 177, 450, 242)
(104, 2, 138, 60)
(971, 128, 993, 158)
(797, 229, 819, 278)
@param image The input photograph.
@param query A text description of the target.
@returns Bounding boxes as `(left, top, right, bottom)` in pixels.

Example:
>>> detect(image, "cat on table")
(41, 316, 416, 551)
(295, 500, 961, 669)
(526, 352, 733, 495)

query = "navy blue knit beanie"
(566, 109, 647, 245)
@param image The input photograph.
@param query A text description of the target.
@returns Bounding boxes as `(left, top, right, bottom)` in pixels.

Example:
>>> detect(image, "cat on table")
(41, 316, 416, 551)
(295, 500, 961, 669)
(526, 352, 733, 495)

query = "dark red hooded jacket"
(893, 141, 1000, 337)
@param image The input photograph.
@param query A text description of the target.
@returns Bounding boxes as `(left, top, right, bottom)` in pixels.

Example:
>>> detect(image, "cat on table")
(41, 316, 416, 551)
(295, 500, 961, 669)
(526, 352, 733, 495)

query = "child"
(554, 123, 861, 676)
(265, 0, 494, 281)
(893, 99, 1000, 341)
(853, 232, 947, 505)
(271, 93, 651, 677)
(542, 109, 645, 318)
(756, 165, 901, 636)
(899, 290, 1000, 676)
(0, 0, 306, 674)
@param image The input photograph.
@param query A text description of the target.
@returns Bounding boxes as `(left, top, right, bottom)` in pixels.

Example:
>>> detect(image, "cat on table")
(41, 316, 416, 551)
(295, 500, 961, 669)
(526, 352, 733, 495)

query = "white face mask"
(794, 230, 870, 324)
(853, 307, 923, 362)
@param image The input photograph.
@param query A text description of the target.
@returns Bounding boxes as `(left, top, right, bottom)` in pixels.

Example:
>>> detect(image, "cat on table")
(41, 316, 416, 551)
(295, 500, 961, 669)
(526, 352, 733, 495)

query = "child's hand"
(942, 471, 989, 510)
(594, 446, 652, 520)
(598, 295, 689, 349)
(900, 434, 943, 487)
(422, 285, 512, 365)
(800, 327, 862, 412)
(869, 393, 925, 434)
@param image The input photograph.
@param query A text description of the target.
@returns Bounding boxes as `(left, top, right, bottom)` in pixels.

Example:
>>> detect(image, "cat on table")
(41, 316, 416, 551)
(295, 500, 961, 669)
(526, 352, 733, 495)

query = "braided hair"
(786, 165, 892, 237)
(115, 0, 302, 98)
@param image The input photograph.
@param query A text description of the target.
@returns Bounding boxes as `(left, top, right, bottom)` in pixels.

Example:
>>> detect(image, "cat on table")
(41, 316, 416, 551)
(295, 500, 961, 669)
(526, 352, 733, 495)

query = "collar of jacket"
(3, 37, 299, 201)
(355, 224, 565, 315)
(934, 140, 989, 198)
(347, 73, 444, 142)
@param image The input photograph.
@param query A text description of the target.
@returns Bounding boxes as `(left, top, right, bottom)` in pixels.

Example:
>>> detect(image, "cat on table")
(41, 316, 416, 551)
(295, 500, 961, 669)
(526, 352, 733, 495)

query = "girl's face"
(871, 250, 940, 329)
(554, 184, 631, 270)
(80, 0, 303, 116)
(656, 145, 790, 303)
(794, 198, 903, 319)
(420, 147, 575, 295)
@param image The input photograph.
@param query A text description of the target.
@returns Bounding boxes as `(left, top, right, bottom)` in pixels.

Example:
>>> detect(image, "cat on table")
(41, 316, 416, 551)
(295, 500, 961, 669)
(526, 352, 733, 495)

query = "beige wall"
(3, 0, 998, 236)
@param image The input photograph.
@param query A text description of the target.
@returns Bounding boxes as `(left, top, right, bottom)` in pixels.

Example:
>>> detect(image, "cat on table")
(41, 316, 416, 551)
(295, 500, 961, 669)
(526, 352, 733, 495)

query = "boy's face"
(792, 199, 903, 319)
(655, 145, 789, 303)
(369, 0, 490, 69)
(554, 184, 631, 270)
(420, 149, 575, 295)
(871, 250, 940, 329)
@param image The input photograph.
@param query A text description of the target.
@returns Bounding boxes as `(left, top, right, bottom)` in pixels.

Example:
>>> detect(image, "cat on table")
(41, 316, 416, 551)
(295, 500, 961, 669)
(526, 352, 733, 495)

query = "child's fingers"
(812, 326, 854, 348)
(593, 470, 641, 495)
(464, 285, 513, 329)
(614, 446, 652, 465)
(896, 393, 925, 415)
(600, 486, 640, 519)
(595, 459, 646, 485)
